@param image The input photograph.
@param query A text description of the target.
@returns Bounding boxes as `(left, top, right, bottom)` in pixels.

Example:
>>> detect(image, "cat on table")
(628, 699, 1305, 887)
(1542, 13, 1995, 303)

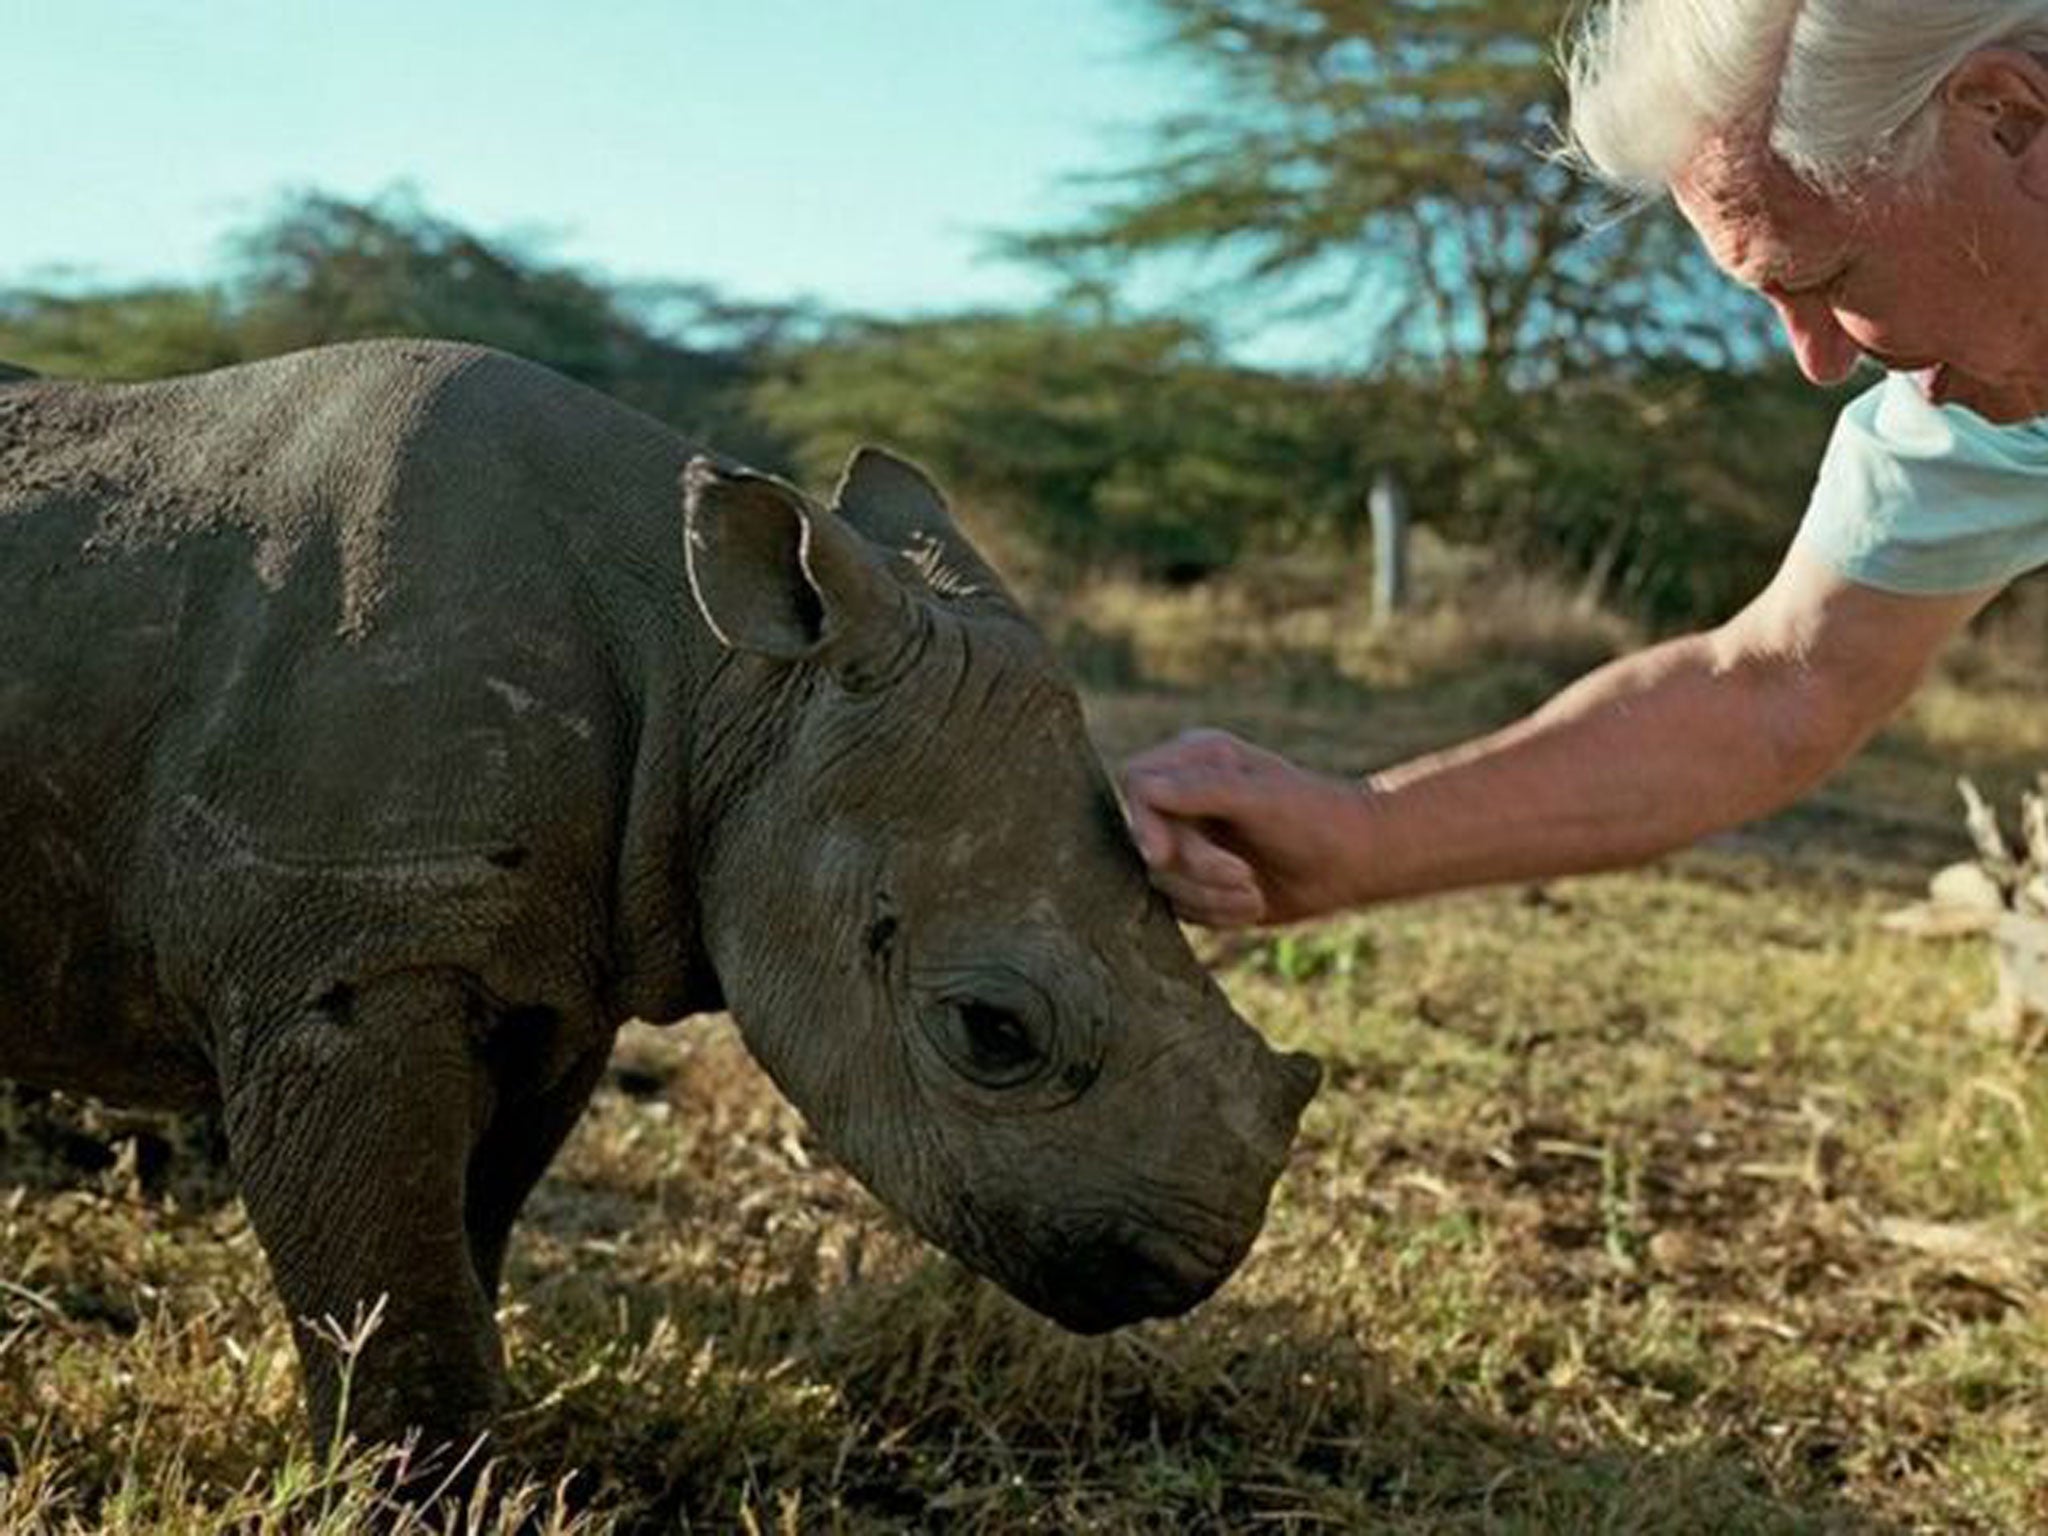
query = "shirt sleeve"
(1793, 373, 2048, 594)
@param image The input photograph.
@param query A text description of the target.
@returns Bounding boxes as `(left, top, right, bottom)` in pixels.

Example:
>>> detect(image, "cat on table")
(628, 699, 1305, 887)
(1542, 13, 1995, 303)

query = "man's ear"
(1944, 48, 2048, 175)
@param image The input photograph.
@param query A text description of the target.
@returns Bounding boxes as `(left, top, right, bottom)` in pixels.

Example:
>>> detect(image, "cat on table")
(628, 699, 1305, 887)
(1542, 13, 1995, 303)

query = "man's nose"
(1772, 294, 1862, 385)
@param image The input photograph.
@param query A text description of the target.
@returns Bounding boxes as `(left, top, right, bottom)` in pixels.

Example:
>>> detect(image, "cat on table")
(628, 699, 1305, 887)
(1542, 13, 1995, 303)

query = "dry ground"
(3, 563, 2045, 1532)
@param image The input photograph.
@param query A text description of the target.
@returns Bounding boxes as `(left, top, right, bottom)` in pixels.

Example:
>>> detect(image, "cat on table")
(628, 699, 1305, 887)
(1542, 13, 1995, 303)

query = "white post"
(1369, 468, 1410, 624)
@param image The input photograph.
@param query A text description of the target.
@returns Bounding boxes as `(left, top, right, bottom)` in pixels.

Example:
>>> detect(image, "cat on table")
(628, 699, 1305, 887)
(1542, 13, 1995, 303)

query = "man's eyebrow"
(1764, 258, 1849, 296)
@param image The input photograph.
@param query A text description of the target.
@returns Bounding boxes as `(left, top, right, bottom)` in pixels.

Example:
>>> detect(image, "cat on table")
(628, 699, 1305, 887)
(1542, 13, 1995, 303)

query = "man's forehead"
(1675, 132, 1851, 287)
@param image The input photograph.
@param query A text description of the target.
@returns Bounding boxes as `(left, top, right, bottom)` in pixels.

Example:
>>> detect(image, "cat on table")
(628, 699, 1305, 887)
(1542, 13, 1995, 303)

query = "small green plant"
(1255, 929, 1374, 985)
(1599, 1142, 1647, 1275)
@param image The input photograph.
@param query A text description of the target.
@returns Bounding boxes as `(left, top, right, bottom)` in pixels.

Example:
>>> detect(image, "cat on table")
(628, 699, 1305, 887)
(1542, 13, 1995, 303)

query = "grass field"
(3, 565, 2045, 1532)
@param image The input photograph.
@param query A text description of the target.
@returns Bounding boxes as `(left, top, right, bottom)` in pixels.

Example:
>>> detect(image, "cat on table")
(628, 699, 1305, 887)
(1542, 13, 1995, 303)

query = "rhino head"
(680, 448, 1318, 1332)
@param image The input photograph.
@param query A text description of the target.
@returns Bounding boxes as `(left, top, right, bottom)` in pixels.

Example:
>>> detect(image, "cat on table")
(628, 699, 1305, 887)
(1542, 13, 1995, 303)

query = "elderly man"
(1123, 0, 2048, 929)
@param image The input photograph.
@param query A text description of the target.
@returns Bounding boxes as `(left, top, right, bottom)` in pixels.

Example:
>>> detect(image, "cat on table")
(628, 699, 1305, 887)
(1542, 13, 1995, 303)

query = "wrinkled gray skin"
(0, 340, 1319, 1449)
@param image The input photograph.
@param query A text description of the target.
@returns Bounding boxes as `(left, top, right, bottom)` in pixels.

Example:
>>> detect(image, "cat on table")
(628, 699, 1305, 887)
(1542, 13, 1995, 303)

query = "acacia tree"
(994, 0, 1833, 623)
(1013, 0, 1773, 384)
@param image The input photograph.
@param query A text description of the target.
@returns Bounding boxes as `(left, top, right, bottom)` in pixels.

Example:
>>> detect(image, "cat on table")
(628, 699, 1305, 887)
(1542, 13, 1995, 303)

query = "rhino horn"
(682, 457, 928, 692)
(831, 446, 1014, 606)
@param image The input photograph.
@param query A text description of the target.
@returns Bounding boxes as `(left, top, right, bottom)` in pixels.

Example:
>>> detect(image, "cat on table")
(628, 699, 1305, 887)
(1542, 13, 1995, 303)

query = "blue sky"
(9, 0, 1188, 315)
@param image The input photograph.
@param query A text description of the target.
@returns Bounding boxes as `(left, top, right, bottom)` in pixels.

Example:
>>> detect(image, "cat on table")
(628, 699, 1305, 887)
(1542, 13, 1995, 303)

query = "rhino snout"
(984, 1040, 1320, 1335)
(1016, 1215, 1253, 1335)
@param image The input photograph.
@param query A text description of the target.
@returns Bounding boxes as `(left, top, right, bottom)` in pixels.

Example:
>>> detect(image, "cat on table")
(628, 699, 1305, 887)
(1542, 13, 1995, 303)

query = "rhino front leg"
(464, 1040, 612, 1299)
(218, 969, 503, 1451)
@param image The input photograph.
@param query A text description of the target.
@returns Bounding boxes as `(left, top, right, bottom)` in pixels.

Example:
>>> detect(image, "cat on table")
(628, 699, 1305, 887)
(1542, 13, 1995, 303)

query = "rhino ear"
(683, 457, 922, 682)
(831, 447, 1012, 603)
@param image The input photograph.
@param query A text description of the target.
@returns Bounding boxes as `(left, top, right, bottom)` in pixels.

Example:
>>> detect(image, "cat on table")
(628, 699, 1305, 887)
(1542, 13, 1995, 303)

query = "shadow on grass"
(494, 1238, 1891, 1535)
(0, 1082, 227, 1204)
(1, 1086, 1893, 1533)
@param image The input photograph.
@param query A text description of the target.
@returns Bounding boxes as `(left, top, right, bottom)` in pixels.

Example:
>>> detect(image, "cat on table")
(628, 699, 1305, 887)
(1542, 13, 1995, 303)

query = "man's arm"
(1122, 549, 1996, 927)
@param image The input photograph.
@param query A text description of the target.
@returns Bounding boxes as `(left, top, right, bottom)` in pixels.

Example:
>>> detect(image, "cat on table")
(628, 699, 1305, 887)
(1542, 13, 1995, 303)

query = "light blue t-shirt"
(1794, 372, 2048, 594)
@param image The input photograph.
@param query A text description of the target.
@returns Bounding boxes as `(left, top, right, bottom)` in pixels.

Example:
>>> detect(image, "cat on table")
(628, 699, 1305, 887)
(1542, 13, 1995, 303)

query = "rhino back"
(0, 341, 699, 1091)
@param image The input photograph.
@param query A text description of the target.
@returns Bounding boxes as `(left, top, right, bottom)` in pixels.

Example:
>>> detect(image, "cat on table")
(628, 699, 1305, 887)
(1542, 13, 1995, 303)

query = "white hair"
(1565, 0, 2048, 195)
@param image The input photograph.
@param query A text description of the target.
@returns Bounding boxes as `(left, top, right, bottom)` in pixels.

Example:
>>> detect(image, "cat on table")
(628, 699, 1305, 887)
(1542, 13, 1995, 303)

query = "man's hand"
(1120, 729, 1372, 928)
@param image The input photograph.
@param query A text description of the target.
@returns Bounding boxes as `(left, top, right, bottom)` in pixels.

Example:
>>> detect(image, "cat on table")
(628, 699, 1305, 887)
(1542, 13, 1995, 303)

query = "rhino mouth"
(992, 1215, 1255, 1335)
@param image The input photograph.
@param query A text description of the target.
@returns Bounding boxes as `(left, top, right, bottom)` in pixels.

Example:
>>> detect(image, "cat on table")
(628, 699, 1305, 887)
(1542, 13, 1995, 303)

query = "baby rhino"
(0, 340, 1319, 1449)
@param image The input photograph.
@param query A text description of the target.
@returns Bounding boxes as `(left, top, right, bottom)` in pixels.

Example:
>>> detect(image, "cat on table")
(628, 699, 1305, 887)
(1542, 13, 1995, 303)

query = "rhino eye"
(931, 999, 1046, 1088)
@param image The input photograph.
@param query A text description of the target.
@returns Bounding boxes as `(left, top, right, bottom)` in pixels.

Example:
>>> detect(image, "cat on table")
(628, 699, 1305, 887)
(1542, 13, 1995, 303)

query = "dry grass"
(4, 561, 2045, 1532)
(1052, 538, 1636, 708)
